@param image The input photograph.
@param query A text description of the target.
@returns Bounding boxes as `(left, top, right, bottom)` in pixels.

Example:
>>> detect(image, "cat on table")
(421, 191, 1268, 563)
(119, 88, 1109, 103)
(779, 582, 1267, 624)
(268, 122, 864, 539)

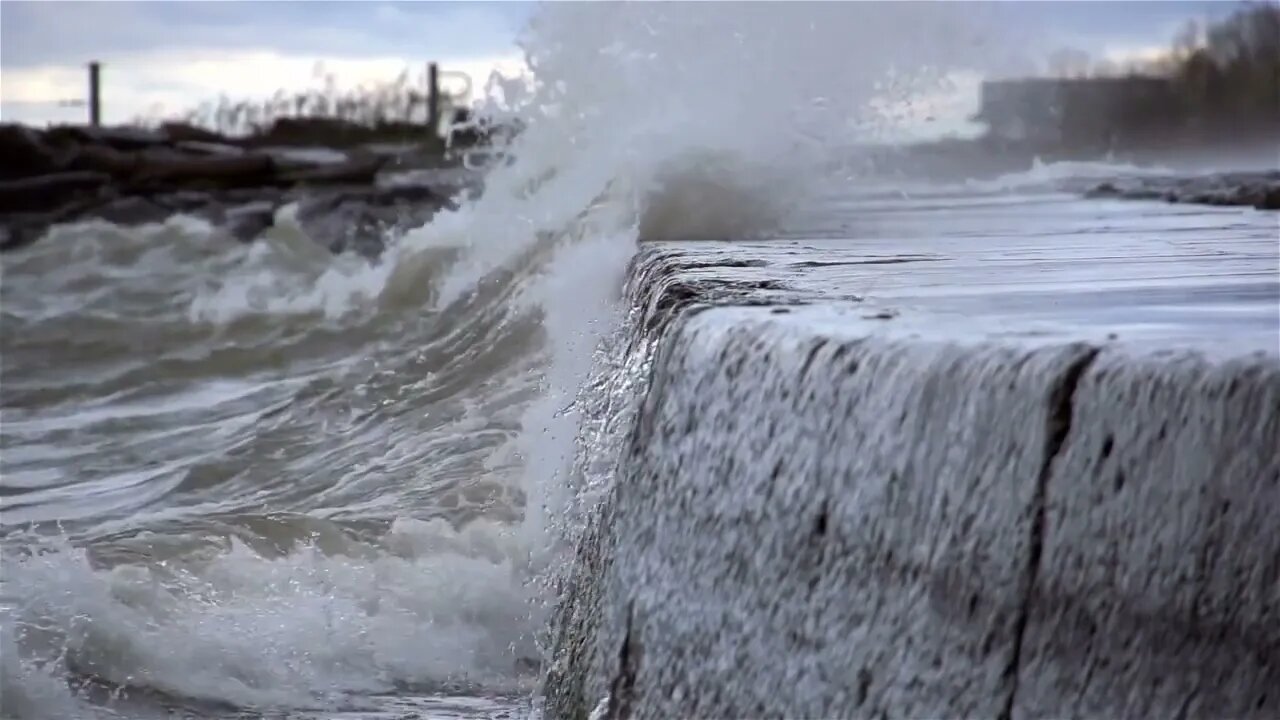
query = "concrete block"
(546, 307, 1103, 719)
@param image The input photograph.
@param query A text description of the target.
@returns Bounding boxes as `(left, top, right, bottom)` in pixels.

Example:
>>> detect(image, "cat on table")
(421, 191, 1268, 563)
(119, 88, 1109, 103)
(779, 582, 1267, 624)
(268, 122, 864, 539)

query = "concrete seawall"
(543, 208, 1280, 719)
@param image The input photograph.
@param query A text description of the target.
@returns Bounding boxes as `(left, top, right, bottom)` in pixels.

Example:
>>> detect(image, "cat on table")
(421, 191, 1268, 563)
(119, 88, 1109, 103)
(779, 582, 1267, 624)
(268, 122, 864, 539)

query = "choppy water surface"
(3, 4, 1277, 720)
(7, 166, 1276, 720)
(10, 172, 1280, 717)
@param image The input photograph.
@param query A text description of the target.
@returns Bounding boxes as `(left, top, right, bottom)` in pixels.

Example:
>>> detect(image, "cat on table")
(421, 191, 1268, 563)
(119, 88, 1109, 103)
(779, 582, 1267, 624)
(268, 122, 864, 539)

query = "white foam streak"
(186, 205, 401, 324)
(969, 157, 1178, 193)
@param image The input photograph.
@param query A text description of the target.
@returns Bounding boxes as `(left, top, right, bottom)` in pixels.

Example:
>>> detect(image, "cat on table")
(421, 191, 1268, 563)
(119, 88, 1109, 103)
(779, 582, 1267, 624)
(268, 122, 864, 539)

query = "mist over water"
(0, 3, 1073, 718)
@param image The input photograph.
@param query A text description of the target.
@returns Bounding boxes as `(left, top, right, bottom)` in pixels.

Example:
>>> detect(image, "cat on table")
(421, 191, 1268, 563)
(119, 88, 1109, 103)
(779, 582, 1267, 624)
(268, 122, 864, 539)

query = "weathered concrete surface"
(543, 197, 1280, 720)
(1014, 349, 1280, 719)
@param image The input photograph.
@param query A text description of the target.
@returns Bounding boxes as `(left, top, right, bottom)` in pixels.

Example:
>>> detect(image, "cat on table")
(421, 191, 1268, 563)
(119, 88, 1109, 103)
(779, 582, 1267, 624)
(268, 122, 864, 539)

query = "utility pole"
(427, 62, 440, 134)
(88, 61, 102, 126)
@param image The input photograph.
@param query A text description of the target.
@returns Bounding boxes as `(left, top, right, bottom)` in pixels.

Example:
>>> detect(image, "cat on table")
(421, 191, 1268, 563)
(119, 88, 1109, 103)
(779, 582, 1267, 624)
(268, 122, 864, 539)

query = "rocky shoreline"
(0, 120, 487, 256)
(1081, 170, 1280, 211)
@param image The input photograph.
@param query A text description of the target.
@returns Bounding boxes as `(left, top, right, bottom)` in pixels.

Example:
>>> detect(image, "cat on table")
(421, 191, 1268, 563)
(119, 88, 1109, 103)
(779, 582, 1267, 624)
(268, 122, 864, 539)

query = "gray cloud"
(2, 1, 1251, 74)
(0, 1, 532, 69)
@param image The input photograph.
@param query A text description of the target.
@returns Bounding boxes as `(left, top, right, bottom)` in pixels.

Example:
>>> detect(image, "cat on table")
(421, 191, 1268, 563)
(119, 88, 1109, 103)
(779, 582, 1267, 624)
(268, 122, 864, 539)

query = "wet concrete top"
(649, 190, 1279, 357)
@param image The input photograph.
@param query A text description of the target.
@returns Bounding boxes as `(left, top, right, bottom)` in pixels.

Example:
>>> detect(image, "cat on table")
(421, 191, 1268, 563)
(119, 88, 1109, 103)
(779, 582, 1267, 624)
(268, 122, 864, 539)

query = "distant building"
(971, 76, 1181, 150)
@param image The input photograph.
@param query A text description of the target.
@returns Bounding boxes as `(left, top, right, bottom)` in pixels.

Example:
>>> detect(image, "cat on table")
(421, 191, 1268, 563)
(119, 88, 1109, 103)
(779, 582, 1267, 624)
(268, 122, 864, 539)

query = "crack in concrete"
(999, 346, 1101, 720)
(607, 601, 641, 720)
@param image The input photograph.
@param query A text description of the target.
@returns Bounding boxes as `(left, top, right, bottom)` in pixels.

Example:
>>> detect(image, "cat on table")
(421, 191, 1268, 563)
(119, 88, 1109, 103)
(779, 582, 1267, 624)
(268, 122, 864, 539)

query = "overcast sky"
(0, 1, 1253, 130)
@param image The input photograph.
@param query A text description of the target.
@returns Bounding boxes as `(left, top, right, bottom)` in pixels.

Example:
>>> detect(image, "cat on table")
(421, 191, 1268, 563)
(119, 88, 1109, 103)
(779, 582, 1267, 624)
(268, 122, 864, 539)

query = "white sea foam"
(2, 519, 539, 713)
(969, 156, 1179, 193)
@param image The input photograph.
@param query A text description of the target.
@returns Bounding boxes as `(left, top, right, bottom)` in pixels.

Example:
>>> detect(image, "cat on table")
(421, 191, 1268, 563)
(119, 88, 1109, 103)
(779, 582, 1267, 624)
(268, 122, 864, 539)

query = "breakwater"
(0, 121, 485, 256)
(541, 199, 1280, 719)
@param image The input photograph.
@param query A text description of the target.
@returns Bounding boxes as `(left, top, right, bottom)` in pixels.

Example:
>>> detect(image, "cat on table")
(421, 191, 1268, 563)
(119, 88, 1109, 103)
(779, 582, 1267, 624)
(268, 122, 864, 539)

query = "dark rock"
(249, 117, 444, 149)
(1084, 182, 1119, 198)
(279, 154, 387, 185)
(174, 141, 245, 157)
(224, 201, 277, 242)
(1256, 186, 1280, 210)
(0, 171, 112, 215)
(158, 122, 228, 145)
(260, 146, 351, 172)
(130, 154, 276, 190)
(379, 167, 486, 201)
(0, 124, 66, 181)
(367, 183, 446, 206)
(0, 194, 111, 251)
(0, 221, 47, 252)
(255, 117, 368, 146)
(44, 124, 169, 151)
(2, 191, 275, 253)
(219, 187, 287, 208)
(1, 224, 18, 251)
(0, 121, 463, 253)
(1081, 171, 1280, 211)
(296, 194, 388, 257)
(61, 145, 278, 190)
(93, 196, 170, 225)
(66, 144, 141, 178)
(137, 145, 194, 165)
(295, 184, 454, 257)
(152, 191, 221, 213)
